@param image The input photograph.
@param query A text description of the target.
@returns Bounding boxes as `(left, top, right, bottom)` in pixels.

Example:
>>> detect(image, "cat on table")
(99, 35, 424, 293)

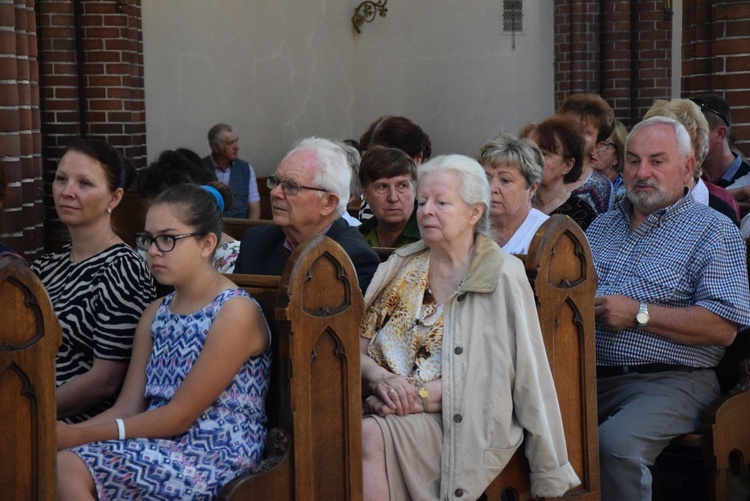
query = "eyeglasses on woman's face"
(135, 232, 206, 253)
(597, 141, 615, 152)
(266, 176, 328, 196)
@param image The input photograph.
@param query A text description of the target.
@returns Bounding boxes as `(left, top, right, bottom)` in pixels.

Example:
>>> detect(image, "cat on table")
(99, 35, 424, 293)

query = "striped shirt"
(32, 243, 155, 422)
(586, 194, 750, 368)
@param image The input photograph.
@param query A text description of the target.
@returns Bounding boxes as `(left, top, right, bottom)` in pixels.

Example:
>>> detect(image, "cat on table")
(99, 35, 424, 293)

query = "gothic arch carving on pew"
(526, 216, 594, 291)
(277, 235, 365, 500)
(545, 228, 589, 289)
(0, 363, 42, 498)
(519, 216, 600, 499)
(308, 326, 358, 498)
(299, 250, 353, 317)
(0, 269, 48, 351)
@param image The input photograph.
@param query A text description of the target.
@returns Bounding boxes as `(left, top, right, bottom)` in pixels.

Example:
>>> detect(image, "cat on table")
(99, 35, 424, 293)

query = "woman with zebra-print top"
(32, 138, 155, 423)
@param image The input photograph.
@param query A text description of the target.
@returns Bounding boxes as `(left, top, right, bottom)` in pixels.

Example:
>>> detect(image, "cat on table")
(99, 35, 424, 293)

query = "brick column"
(554, 1, 674, 127)
(36, 0, 145, 252)
(683, 0, 750, 157)
(553, 0, 602, 104)
(0, 0, 43, 260)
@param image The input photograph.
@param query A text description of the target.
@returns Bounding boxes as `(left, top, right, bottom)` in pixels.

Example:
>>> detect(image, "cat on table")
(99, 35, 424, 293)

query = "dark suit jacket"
(234, 217, 380, 293)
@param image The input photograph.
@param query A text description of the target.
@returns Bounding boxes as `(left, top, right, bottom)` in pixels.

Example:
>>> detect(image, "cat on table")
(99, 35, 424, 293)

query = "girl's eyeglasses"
(135, 232, 206, 252)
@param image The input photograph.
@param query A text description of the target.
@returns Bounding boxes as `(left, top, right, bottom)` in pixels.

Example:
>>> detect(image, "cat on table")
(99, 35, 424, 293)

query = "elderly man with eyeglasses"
(234, 137, 380, 293)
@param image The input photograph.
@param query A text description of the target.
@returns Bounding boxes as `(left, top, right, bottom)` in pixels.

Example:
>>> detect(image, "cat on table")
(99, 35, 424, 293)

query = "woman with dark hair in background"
(558, 93, 616, 214)
(590, 120, 628, 204)
(521, 116, 598, 231)
(32, 138, 155, 423)
(357, 115, 432, 221)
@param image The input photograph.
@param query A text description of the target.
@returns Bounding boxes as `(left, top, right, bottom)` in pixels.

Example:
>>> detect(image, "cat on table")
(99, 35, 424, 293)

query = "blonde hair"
(643, 99, 708, 179)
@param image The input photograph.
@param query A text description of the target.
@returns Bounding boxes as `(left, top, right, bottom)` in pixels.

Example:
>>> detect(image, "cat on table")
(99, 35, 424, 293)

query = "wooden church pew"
(0, 258, 62, 501)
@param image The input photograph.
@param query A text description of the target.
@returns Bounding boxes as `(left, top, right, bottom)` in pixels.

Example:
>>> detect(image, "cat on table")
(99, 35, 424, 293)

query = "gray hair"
(643, 99, 708, 178)
(336, 140, 362, 200)
(417, 154, 490, 236)
(207, 123, 233, 147)
(476, 131, 544, 187)
(627, 116, 693, 163)
(288, 137, 351, 216)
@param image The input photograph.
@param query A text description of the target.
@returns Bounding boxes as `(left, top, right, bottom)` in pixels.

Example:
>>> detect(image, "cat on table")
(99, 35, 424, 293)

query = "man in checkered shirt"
(586, 116, 750, 501)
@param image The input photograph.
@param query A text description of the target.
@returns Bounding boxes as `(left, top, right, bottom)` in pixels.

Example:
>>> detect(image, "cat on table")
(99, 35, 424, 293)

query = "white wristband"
(115, 418, 125, 440)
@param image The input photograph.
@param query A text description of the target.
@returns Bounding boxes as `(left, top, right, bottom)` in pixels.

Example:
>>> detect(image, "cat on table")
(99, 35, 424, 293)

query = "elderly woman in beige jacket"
(360, 154, 579, 500)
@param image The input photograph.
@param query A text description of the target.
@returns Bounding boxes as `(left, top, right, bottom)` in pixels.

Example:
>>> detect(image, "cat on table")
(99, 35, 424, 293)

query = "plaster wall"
(142, 0, 555, 175)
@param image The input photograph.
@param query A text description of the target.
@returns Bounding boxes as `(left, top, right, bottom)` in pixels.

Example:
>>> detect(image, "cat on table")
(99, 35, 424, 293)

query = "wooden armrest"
(218, 428, 293, 500)
(670, 433, 705, 448)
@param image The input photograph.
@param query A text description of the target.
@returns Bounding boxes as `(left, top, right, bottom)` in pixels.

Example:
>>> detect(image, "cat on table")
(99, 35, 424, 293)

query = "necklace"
(201, 273, 220, 306)
(70, 233, 118, 264)
(537, 188, 569, 214)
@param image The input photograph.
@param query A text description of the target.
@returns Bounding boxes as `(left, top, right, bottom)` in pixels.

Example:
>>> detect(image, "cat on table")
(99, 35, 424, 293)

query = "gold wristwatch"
(418, 386, 429, 412)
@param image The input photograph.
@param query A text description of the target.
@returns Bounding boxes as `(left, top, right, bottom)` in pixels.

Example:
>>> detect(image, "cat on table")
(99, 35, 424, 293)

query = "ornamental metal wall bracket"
(352, 0, 388, 33)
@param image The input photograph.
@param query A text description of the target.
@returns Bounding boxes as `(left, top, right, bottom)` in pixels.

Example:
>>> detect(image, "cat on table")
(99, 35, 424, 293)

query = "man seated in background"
(586, 116, 750, 501)
(203, 123, 261, 219)
(234, 137, 380, 293)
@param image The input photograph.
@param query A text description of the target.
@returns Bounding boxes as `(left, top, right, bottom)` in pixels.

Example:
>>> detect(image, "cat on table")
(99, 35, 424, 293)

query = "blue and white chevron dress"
(72, 288, 271, 500)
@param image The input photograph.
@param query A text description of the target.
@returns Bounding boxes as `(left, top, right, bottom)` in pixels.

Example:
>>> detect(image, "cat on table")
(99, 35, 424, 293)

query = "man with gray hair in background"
(203, 123, 261, 219)
(234, 137, 379, 293)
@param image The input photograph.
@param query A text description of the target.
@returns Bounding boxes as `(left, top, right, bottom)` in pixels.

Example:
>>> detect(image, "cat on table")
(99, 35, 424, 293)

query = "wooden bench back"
(223, 217, 272, 241)
(484, 215, 600, 500)
(220, 235, 364, 501)
(0, 258, 61, 501)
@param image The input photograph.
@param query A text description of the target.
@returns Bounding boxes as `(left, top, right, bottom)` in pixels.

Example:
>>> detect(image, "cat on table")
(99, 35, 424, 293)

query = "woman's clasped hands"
(365, 374, 419, 417)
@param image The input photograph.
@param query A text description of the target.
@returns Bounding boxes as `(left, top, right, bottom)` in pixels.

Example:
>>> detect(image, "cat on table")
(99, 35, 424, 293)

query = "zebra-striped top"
(32, 243, 155, 423)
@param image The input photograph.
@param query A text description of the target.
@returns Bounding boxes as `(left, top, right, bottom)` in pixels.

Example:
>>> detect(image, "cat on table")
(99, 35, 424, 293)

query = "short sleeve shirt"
(586, 195, 750, 367)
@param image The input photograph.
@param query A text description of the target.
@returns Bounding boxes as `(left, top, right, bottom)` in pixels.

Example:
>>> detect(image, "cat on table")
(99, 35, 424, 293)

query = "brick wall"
(683, 0, 750, 157)
(36, 0, 145, 252)
(0, 0, 44, 260)
(554, 0, 674, 127)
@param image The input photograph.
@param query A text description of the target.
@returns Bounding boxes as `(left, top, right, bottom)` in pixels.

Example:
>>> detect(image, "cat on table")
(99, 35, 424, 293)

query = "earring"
(107, 208, 112, 214)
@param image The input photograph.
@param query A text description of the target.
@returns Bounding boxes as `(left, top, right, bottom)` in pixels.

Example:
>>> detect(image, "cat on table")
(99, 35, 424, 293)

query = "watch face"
(418, 387, 428, 399)
(636, 312, 649, 325)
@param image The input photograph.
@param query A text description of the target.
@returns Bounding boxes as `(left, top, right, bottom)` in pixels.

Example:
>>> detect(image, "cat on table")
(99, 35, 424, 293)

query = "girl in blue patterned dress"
(56, 183, 272, 500)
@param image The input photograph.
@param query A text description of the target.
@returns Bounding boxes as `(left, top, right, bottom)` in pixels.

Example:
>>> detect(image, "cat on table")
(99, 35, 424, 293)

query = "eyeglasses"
(597, 141, 615, 152)
(690, 98, 730, 127)
(266, 176, 329, 196)
(135, 232, 206, 252)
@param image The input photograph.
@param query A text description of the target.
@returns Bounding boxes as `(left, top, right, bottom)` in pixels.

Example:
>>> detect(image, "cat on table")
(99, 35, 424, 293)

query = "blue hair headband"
(200, 185, 225, 212)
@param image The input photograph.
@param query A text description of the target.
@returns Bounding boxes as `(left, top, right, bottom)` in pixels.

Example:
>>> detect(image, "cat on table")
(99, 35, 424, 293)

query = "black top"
(708, 193, 739, 226)
(32, 243, 155, 423)
(235, 217, 381, 294)
(552, 193, 598, 231)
